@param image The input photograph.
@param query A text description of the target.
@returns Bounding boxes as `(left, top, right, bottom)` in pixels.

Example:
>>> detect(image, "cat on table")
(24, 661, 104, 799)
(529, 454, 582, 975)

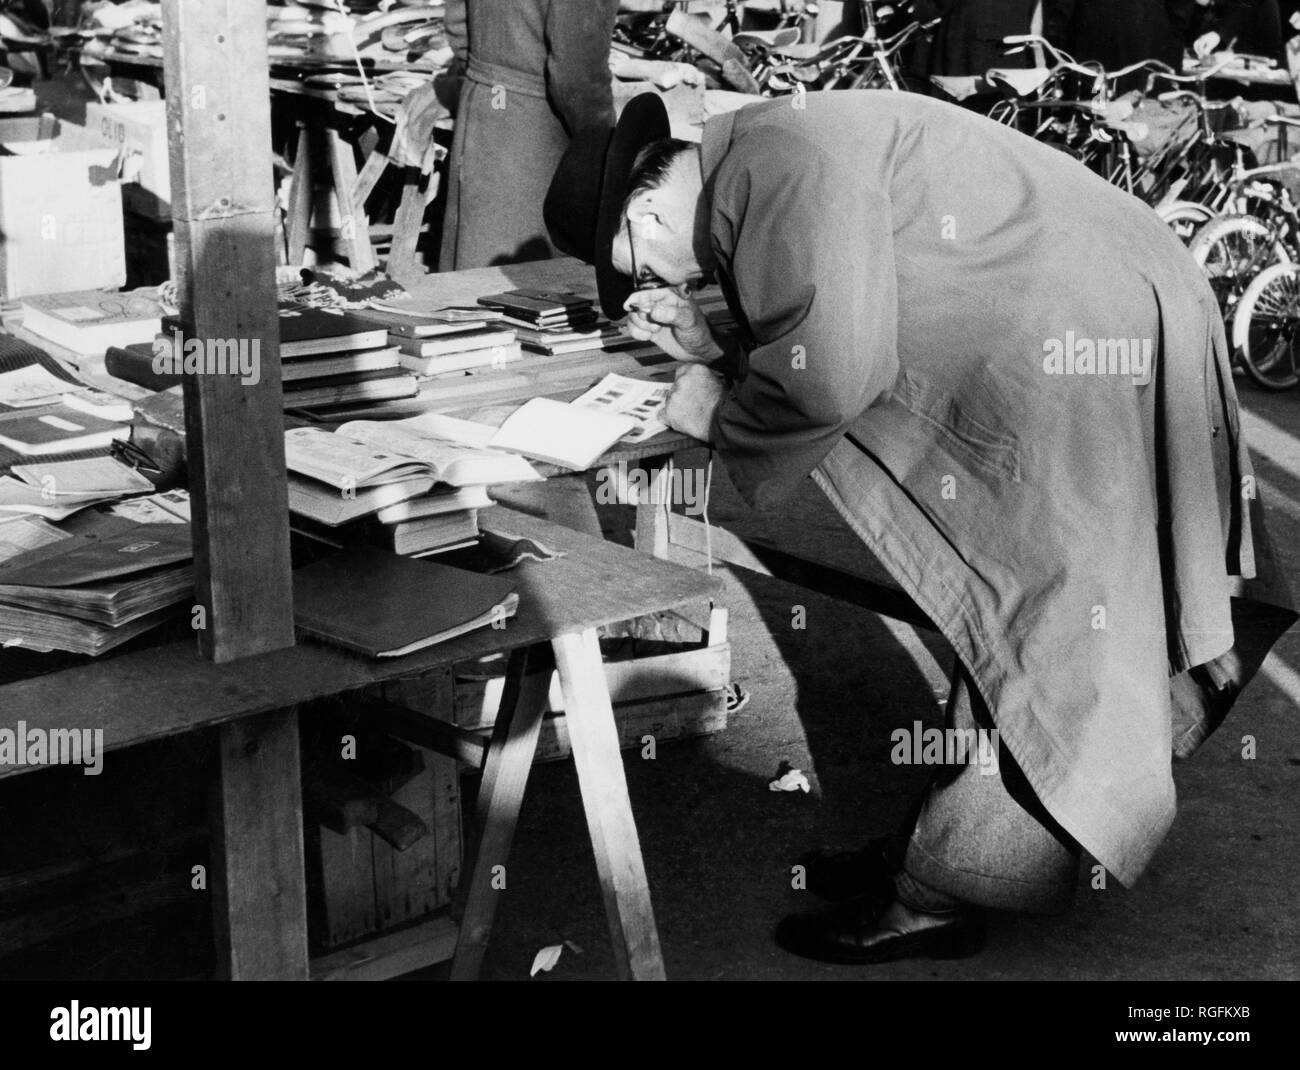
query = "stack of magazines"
(0, 515, 193, 656)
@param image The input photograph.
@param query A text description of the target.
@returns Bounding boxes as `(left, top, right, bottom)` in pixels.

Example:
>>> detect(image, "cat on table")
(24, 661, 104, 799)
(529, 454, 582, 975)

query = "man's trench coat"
(701, 92, 1295, 885)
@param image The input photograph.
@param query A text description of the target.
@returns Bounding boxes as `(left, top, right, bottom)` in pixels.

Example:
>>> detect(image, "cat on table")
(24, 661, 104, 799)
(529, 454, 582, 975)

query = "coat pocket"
(889, 368, 1022, 483)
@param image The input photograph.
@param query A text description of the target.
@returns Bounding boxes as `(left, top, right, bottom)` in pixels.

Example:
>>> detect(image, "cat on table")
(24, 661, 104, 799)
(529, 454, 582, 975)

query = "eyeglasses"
(623, 214, 715, 295)
(625, 214, 668, 292)
(111, 434, 163, 476)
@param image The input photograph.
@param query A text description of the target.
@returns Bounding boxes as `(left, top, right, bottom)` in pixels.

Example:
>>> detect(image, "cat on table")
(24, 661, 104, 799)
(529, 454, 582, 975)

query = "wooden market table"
(0, 508, 718, 981)
(1, 262, 923, 983)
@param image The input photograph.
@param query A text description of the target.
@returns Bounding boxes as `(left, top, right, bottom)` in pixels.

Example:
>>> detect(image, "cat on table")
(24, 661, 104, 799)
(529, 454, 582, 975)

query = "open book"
(284, 425, 541, 491)
(387, 373, 673, 470)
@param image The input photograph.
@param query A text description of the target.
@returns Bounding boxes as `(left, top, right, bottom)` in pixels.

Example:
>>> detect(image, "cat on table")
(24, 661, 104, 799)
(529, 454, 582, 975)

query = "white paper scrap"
(529, 945, 564, 977)
(769, 769, 811, 793)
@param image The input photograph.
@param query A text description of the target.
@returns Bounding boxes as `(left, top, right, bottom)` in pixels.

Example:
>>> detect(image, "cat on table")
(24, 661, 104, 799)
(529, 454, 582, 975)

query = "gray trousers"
(903, 661, 1081, 914)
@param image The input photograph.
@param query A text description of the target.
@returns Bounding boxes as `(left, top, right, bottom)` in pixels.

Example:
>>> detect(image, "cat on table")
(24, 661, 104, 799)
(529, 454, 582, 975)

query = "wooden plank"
(450, 644, 552, 981)
(286, 122, 313, 264)
(380, 672, 464, 909)
(312, 914, 457, 981)
(668, 514, 937, 631)
(552, 629, 665, 980)
(454, 643, 731, 727)
(209, 708, 310, 980)
(0, 508, 721, 779)
(428, 743, 463, 907)
(0, 867, 195, 959)
(161, 0, 294, 662)
(313, 825, 378, 948)
(371, 760, 442, 928)
(326, 127, 376, 272)
(377, 701, 488, 767)
(387, 168, 426, 278)
(600, 609, 705, 644)
(352, 147, 386, 207)
(373, 674, 458, 929)
(634, 457, 673, 559)
(524, 690, 726, 764)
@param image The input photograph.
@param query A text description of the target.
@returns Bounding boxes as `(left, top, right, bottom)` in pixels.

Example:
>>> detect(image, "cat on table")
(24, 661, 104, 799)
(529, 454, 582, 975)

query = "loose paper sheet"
(0, 514, 71, 565)
(573, 373, 671, 444)
(0, 364, 75, 408)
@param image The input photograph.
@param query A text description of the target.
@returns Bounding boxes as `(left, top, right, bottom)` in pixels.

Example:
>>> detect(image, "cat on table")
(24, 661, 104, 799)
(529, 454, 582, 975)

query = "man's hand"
(624, 286, 722, 365)
(665, 363, 727, 443)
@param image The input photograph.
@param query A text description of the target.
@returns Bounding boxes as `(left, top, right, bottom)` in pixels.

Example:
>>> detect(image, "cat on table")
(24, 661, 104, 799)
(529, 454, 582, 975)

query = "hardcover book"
(293, 547, 519, 658)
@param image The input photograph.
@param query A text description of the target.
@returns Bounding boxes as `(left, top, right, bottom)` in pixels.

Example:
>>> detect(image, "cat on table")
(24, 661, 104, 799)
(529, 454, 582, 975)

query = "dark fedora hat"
(544, 93, 671, 319)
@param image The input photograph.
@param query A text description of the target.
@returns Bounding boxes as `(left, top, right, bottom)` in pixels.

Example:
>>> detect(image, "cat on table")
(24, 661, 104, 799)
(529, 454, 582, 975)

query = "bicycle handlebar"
(1157, 89, 1235, 113)
(1104, 57, 1176, 82)
(1002, 33, 1087, 71)
(1147, 57, 1238, 85)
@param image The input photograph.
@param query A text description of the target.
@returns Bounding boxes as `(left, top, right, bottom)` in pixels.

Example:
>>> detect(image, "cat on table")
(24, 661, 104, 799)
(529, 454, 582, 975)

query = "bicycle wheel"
(1155, 200, 1216, 245)
(1232, 261, 1300, 390)
(1189, 214, 1291, 323)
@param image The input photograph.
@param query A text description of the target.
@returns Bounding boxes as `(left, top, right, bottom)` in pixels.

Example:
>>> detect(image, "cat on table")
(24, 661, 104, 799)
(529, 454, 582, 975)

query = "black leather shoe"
(797, 835, 905, 905)
(774, 894, 987, 965)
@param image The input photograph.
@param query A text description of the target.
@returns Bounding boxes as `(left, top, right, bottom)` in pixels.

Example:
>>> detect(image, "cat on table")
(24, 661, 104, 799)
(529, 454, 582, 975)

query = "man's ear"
(625, 195, 662, 235)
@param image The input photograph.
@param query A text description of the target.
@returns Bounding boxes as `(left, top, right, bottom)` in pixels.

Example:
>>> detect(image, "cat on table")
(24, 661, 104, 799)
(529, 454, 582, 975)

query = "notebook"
(293, 547, 520, 658)
(21, 290, 165, 355)
(0, 405, 130, 456)
(277, 309, 390, 357)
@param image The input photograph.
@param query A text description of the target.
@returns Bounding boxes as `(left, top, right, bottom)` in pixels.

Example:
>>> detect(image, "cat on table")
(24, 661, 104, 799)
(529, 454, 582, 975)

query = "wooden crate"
(452, 614, 731, 764)
(311, 610, 730, 963)
(309, 670, 461, 952)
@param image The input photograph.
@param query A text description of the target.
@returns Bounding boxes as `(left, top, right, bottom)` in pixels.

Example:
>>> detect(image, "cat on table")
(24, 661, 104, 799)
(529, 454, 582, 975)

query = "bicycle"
(1232, 260, 1300, 389)
(762, 1, 936, 93)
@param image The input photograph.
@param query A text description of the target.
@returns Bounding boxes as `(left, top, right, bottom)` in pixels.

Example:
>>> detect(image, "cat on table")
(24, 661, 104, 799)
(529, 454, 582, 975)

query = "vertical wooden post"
(210, 708, 310, 980)
(161, 0, 294, 662)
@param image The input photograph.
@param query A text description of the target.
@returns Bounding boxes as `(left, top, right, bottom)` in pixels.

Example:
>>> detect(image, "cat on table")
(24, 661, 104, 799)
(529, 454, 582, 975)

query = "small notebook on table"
(292, 547, 520, 658)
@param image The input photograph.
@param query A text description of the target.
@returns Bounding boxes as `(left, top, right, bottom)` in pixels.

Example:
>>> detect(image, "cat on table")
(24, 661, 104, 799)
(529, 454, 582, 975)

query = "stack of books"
(476, 288, 645, 357)
(0, 516, 193, 656)
(0, 456, 156, 522)
(20, 289, 166, 361)
(284, 420, 539, 557)
(104, 307, 421, 412)
(359, 303, 522, 378)
(275, 308, 417, 410)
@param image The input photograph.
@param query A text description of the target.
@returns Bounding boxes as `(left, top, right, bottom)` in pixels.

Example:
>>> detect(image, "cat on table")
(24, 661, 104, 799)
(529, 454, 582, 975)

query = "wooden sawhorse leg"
(285, 123, 314, 267)
(450, 644, 552, 980)
(210, 707, 310, 980)
(552, 629, 665, 980)
(450, 632, 666, 980)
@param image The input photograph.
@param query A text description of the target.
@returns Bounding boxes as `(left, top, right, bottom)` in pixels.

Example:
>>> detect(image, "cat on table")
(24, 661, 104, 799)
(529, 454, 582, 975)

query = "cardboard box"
(0, 117, 126, 299)
(84, 100, 170, 220)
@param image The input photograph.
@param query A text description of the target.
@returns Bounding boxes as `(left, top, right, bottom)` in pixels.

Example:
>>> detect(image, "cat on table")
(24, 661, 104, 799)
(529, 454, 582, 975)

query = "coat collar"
(700, 107, 739, 189)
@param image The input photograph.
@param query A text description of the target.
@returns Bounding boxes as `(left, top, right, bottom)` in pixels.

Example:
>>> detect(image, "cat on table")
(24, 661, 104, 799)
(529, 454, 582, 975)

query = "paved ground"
(463, 378, 1300, 982)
